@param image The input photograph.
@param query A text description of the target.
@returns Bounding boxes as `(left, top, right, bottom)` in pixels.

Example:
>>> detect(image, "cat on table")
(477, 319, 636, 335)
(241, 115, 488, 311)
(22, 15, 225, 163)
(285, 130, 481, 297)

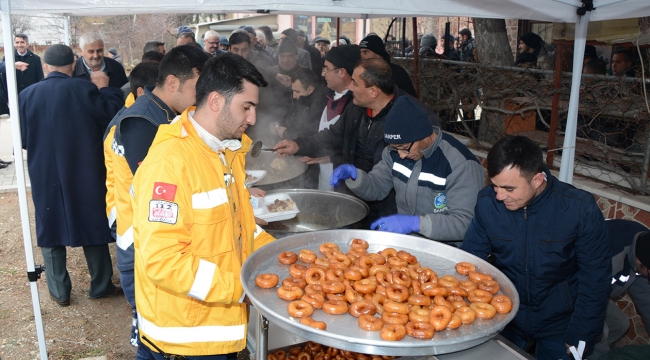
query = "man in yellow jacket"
(132, 53, 274, 359)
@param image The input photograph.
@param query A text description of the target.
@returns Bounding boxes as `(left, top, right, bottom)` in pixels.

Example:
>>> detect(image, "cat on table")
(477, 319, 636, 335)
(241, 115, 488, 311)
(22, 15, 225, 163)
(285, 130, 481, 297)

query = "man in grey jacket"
(330, 96, 485, 243)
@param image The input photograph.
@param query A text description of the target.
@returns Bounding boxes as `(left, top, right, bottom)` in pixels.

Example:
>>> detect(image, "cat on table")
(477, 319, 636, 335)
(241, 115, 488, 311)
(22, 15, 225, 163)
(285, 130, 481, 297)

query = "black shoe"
(49, 292, 70, 307)
(91, 286, 124, 299)
(0, 163, 8, 169)
(0, 159, 11, 165)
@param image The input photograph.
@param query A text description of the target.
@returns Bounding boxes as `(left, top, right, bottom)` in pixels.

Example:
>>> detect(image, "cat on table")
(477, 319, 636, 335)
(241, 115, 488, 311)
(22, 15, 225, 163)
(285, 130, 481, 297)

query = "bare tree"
(473, 18, 515, 144)
(11, 15, 32, 36)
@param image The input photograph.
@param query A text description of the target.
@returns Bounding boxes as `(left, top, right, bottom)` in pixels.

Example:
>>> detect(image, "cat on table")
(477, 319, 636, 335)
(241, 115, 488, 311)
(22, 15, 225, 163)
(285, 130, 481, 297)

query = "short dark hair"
(487, 135, 545, 179)
(129, 62, 160, 98)
(229, 31, 250, 46)
(195, 53, 268, 108)
(15, 33, 28, 43)
(143, 41, 164, 53)
(613, 50, 633, 64)
(157, 45, 209, 88)
(292, 68, 319, 90)
(356, 58, 394, 95)
(142, 51, 164, 63)
(459, 28, 472, 38)
(258, 26, 274, 41)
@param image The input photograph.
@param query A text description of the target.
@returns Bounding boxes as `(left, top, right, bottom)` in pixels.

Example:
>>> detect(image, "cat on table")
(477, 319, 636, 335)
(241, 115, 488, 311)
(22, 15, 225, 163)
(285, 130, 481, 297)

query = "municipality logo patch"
(434, 193, 447, 209)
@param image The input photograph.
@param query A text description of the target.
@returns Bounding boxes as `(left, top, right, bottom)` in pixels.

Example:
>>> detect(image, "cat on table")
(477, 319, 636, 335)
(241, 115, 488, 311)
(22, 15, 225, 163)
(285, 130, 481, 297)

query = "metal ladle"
(250, 141, 278, 158)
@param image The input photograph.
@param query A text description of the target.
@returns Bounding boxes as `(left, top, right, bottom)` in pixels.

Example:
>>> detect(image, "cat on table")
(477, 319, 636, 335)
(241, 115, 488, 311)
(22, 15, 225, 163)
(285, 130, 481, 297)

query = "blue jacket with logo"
(346, 127, 485, 241)
(462, 171, 611, 348)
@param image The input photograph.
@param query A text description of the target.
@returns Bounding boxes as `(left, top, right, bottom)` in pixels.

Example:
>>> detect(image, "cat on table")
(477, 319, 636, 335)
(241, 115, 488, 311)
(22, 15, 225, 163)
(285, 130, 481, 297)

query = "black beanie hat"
(323, 45, 361, 76)
(420, 34, 437, 49)
(359, 34, 390, 62)
(44, 44, 74, 66)
(279, 38, 298, 54)
(636, 232, 650, 269)
(384, 96, 433, 144)
(519, 32, 543, 51)
(281, 28, 299, 44)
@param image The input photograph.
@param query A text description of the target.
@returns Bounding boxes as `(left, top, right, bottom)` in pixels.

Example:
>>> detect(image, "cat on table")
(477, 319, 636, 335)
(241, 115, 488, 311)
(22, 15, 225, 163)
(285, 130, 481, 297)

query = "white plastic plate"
(255, 193, 300, 222)
(245, 170, 267, 187)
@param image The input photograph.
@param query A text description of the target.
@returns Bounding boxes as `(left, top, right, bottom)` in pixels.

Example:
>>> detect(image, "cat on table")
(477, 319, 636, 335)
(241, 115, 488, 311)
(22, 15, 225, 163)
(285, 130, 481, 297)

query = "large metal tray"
(245, 149, 307, 186)
(261, 190, 369, 236)
(241, 230, 520, 356)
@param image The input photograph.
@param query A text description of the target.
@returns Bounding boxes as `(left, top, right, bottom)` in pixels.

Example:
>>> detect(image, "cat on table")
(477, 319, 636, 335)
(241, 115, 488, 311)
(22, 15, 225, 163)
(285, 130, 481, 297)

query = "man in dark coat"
(10, 34, 44, 94)
(296, 29, 323, 78)
(19, 44, 124, 307)
(515, 32, 544, 67)
(74, 32, 128, 90)
(359, 34, 418, 98)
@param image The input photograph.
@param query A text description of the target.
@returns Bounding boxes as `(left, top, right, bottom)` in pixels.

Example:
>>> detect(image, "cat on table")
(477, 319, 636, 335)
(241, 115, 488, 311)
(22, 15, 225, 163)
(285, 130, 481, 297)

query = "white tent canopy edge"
(2, 0, 650, 359)
(5, 0, 650, 22)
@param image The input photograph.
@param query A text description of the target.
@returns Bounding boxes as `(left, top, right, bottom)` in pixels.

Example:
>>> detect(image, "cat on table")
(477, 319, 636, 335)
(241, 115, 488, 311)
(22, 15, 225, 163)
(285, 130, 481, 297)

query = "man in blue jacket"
(462, 135, 611, 360)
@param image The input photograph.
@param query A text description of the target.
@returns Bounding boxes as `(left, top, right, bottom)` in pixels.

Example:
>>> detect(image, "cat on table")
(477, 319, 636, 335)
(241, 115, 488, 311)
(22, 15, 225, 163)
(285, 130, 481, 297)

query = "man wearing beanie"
(267, 38, 306, 112)
(359, 34, 417, 98)
(590, 220, 650, 359)
(516, 32, 544, 67)
(280, 28, 312, 70)
(330, 96, 484, 243)
(19, 44, 124, 307)
(295, 28, 323, 77)
(275, 58, 440, 225)
(284, 45, 359, 191)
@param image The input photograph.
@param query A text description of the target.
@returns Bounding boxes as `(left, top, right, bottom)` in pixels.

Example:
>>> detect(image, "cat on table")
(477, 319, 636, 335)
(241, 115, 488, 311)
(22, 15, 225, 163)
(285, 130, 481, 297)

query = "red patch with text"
(152, 182, 177, 201)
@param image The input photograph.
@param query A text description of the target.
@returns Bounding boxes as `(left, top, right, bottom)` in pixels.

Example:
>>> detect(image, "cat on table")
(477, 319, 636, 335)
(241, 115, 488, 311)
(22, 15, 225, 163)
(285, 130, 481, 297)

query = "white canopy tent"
(2, 0, 649, 358)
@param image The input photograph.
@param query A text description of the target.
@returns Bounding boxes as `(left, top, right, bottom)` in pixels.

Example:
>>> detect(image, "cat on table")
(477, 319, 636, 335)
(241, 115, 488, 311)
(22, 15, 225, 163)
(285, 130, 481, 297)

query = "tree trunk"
(473, 18, 513, 144)
(640, 17, 650, 35)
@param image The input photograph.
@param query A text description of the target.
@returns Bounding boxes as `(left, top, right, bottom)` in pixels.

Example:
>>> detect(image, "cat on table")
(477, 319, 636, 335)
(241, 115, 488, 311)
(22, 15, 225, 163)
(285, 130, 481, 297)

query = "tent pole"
(64, 14, 70, 46)
(336, 17, 340, 45)
(412, 17, 420, 98)
(547, 42, 563, 168)
(558, 10, 590, 183)
(0, 0, 48, 359)
(362, 14, 367, 38)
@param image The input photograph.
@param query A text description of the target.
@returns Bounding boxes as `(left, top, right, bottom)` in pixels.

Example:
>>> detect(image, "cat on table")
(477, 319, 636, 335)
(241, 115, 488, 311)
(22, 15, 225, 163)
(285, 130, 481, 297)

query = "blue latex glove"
(370, 215, 420, 234)
(330, 164, 357, 187)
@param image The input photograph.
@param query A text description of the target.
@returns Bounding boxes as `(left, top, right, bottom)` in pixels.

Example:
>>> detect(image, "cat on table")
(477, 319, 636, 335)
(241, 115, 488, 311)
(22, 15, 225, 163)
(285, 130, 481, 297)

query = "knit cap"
(384, 97, 433, 144)
(420, 34, 437, 49)
(279, 38, 298, 54)
(519, 32, 543, 51)
(44, 44, 74, 66)
(323, 45, 361, 76)
(359, 34, 390, 62)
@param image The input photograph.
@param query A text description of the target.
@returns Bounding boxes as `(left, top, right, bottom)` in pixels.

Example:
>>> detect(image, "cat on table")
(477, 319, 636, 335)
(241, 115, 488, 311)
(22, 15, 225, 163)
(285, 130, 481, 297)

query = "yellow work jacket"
(104, 98, 134, 230)
(131, 108, 275, 356)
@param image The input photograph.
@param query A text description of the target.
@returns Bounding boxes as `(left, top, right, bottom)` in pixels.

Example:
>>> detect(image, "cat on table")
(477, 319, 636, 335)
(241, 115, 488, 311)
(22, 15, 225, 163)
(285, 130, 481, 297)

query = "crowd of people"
(3, 24, 649, 360)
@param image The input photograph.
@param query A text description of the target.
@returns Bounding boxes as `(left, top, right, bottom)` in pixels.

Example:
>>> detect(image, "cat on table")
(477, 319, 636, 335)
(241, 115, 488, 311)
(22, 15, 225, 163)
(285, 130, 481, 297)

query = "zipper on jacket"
(523, 206, 530, 338)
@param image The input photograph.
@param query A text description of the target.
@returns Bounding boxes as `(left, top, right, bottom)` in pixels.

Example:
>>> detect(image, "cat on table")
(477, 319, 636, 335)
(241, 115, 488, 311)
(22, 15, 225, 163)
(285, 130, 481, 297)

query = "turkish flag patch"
(152, 182, 177, 201)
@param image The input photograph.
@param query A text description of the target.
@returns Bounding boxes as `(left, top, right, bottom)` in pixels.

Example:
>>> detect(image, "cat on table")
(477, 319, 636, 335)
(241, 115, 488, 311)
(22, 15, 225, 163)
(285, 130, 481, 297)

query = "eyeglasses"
(388, 142, 414, 155)
(322, 67, 339, 75)
(205, 40, 219, 46)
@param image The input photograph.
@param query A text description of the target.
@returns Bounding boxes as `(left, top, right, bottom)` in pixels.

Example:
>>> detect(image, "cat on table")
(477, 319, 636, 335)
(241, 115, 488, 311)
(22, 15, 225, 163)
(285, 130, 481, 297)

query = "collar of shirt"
(187, 111, 242, 153)
(16, 51, 27, 57)
(82, 57, 105, 74)
(333, 89, 348, 101)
